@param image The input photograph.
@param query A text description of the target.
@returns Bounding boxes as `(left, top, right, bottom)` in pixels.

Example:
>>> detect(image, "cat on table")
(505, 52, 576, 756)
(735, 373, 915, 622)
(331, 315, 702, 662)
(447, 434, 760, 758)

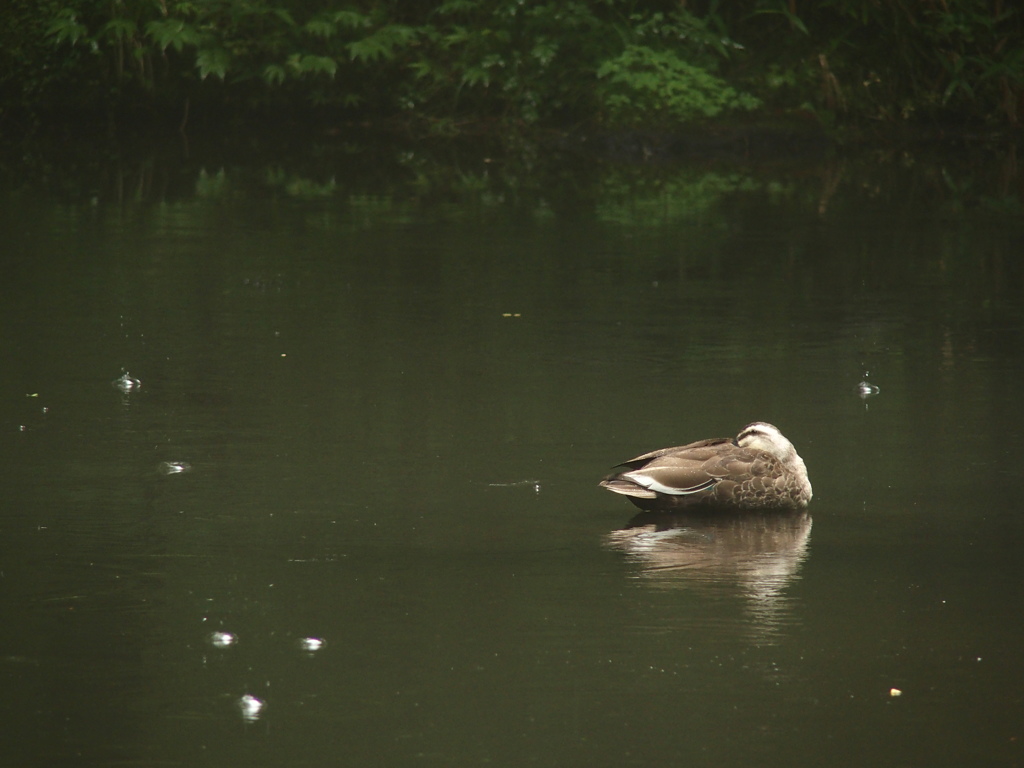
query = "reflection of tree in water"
(606, 510, 812, 642)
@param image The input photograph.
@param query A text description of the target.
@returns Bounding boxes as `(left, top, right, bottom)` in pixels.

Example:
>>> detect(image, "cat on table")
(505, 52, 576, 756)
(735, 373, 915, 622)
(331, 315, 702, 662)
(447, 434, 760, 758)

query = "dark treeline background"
(1, 0, 1022, 135)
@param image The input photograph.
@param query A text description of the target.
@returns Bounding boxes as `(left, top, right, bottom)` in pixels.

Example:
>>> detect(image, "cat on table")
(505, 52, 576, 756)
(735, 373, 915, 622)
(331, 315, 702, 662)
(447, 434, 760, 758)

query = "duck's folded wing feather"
(621, 454, 726, 495)
(621, 465, 719, 496)
(599, 478, 659, 498)
(614, 438, 733, 469)
(615, 445, 765, 496)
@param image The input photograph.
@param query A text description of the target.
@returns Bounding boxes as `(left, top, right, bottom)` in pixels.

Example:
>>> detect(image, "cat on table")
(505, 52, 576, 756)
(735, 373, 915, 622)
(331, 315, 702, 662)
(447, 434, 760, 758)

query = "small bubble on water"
(298, 637, 326, 653)
(112, 371, 142, 393)
(158, 461, 192, 475)
(208, 631, 237, 648)
(238, 694, 264, 721)
(857, 381, 880, 398)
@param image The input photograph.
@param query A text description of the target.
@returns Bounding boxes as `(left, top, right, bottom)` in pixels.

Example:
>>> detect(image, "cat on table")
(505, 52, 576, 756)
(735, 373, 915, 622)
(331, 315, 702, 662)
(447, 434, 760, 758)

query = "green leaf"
(751, 3, 809, 36)
(435, 0, 477, 15)
(47, 11, 89, 46)
(286, 54, 338, 78)
(264, 64, 287, 86)
(346, 25, 418, 63)
(308, 55, 338, 78)
(461, 66, 489, 87)
(305, 19, 336, 39)
(101, 18, 137, 43)
(170, 2, 202, 19)
(332, 11, 372, 29)
(273, 9, 296, 26)
(531, 39, 558, 67)
(145, 19, 201, 53)
(196, 47, 231, 80)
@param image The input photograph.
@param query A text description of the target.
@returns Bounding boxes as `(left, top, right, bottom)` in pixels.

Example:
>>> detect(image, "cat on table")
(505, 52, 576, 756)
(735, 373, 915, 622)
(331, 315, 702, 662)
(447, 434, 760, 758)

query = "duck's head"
(736, 422, 798, 462)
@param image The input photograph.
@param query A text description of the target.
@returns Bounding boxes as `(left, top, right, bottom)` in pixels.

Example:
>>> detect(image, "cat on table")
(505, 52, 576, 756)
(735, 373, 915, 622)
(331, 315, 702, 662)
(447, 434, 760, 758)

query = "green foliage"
(0, 0, 68, 108)
(196, 47, 231, 81)
(47, 9, 88, 46)
(741, 0, 1024, 125)
(598, 45, 760, 124)
(346, 24, 418, 63)
(2, 0, 1020, 127)
(397, 1, 621, 124)
(145, 19, 201, 53)
(287, 54, 338, 78)
(751, 2, 809, 36)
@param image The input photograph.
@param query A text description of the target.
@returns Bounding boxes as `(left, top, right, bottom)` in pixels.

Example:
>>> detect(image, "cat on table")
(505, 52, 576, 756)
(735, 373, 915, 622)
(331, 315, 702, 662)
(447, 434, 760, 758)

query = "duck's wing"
(603, 438, 742, 498)
(613, 438, 733, 469)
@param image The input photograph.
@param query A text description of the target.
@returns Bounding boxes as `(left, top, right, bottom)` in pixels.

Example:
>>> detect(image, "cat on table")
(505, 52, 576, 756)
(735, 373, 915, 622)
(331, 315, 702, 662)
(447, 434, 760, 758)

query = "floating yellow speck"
(890, 688, 902, 697)
(501, 313, 522, 318)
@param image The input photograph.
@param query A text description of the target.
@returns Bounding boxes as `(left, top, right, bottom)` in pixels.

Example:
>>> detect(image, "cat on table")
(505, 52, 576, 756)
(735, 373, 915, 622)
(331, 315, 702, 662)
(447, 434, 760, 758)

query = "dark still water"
(1, 136, 1022, 767)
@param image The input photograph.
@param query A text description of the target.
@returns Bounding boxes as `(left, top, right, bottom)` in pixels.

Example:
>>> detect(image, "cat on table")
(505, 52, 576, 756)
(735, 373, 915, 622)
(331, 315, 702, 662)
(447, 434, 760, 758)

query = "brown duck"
(600, 422, 812, 511)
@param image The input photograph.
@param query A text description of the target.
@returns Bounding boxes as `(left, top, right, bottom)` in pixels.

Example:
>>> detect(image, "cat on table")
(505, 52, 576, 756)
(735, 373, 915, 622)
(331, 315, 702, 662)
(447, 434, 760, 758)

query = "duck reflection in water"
(606, 509, 812, 641)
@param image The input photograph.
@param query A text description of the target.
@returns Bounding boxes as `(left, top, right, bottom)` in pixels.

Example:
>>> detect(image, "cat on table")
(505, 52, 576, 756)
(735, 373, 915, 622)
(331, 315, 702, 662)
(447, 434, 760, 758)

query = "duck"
(599, 422, 811, 511)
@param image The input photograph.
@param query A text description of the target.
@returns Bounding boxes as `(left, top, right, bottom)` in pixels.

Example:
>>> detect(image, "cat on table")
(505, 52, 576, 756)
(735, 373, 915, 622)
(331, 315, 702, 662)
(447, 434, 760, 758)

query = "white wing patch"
(623, 472, 718, 496)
